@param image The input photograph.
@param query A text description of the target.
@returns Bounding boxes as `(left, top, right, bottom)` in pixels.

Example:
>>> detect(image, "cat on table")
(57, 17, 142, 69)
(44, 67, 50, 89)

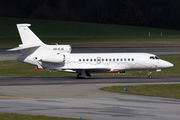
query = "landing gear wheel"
(77, 73, 81, 79)
(77, 70, 88, 79)
(148, 75, 152, 79)
(77, 73, 86, 79)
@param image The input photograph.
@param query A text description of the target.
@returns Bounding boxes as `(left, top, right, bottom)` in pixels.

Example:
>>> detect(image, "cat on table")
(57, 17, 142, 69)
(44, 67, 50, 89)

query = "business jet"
(8, 24, 174, 79)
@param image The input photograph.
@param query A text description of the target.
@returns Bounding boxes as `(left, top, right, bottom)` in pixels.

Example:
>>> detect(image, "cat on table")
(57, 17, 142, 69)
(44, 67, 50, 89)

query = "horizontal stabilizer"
(7, 44, 40, 51)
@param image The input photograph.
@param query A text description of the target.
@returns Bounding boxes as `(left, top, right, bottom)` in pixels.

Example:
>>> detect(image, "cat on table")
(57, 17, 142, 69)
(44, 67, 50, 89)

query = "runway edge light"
(126, 88, 128, 92)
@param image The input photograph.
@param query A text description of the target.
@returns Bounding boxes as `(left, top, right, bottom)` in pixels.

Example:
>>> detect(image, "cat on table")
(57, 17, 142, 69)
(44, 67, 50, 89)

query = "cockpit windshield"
(150, 56, 160, 60)
(155, 56, 160, 59)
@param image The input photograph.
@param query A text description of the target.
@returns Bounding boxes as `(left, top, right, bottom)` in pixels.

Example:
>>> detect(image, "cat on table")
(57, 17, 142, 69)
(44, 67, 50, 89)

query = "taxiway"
(0, 76, 180, 120)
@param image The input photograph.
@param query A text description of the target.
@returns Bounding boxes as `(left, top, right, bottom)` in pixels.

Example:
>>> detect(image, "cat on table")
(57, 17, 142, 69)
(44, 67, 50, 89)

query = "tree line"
(1, 0, 180, 30)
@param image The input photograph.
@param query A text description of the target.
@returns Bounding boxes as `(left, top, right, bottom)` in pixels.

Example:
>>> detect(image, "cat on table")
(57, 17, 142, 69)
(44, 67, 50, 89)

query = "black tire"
(148, 75, 152, 79)
(77, 73, 81, 79)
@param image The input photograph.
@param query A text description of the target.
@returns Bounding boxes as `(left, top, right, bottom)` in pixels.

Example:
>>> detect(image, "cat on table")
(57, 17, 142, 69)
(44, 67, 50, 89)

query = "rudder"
(17, 24, 44, 45)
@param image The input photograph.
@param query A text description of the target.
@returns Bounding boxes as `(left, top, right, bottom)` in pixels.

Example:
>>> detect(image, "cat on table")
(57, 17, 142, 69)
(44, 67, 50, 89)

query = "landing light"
(156, 69, 161, 72)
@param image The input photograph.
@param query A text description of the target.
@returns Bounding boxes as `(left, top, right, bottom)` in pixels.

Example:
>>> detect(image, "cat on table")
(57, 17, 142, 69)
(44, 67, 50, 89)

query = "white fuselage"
(64, 53, 172, 71)
(9, 24, 174, 78)
(17, 44, 173, 73)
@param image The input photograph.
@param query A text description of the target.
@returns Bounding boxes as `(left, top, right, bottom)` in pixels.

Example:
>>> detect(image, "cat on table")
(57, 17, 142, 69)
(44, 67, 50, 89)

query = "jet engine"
(42, 54, 65, 63)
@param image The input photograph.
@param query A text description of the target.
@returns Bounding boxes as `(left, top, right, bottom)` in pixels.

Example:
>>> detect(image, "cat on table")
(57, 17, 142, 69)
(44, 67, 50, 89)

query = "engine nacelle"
(42, 54, 65, 63)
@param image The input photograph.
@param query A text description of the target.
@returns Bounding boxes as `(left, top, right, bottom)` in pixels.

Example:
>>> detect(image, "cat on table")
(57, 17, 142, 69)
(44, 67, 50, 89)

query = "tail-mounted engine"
(42, 54, 65, 63)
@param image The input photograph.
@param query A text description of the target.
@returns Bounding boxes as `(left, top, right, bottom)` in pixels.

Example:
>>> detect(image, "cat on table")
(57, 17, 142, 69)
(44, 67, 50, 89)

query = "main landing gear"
(148, 70, 152, 79)
(77, 70, 91, 79)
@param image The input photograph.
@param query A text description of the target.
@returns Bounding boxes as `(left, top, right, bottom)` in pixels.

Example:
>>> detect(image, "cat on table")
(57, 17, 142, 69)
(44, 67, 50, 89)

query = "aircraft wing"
(61, 68, 111, 73)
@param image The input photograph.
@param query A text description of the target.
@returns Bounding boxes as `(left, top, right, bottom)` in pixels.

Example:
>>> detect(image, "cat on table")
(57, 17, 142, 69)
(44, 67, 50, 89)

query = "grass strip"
(0, 112, 85, 120)
(1, 17, 180, 37)
(0, 61, 75, 77)
(100, 84, 180, 99)
(1, 17, 180, 48)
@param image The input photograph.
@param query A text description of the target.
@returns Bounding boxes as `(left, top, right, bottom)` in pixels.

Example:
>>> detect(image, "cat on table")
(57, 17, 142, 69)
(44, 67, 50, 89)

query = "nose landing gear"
(148, 70, 152, 79)
(148, 75, 152, 79)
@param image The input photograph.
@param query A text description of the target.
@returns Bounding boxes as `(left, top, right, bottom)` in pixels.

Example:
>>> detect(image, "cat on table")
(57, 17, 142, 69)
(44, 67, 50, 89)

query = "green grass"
(1, 17, 180, 37)
(43, 37, 180, 43)
(0, 112, 84, 120)
(1, 17, 180, 48)
(0, 55, 178, 77)
(0, 61, 75, 77)
(100, 84, 180, 99)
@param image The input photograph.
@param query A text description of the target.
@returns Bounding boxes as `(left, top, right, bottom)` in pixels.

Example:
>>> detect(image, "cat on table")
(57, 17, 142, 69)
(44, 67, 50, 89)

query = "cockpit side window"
(150, 56, 155, 59)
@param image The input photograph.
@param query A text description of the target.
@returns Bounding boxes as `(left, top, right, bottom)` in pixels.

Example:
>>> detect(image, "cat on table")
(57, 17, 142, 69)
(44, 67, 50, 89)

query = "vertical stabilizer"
(17, 24, 44, 45)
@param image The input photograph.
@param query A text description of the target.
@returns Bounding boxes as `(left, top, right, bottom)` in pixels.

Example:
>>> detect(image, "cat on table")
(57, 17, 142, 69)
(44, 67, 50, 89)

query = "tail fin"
(17, 24, 44, 45)
(8, 24, 44, 51)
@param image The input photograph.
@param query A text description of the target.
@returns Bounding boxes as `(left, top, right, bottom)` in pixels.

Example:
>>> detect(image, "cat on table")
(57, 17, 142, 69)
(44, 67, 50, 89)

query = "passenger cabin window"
(90, 59, 92, 61)
(128, 58, 130, 61)
(102, 59, 104, 61)
(113, 59, 115, 61)
(94, 59, 96, 61)
(117, 59, 119, 61)
(106, 59, 108, 61)
(132, 58, 134, 61)
(79, 59, 81, 62)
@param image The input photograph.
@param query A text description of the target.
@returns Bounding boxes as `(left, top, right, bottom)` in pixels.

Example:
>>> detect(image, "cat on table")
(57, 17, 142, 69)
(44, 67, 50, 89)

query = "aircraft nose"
(164, 61, 174, 68)
(168, 62, 174, 68)
(159, 60, 174, 68)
